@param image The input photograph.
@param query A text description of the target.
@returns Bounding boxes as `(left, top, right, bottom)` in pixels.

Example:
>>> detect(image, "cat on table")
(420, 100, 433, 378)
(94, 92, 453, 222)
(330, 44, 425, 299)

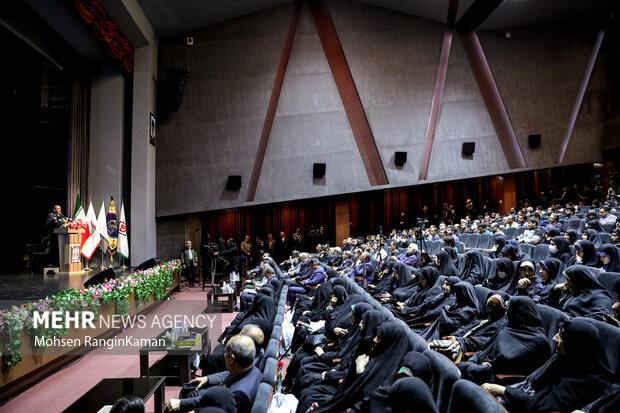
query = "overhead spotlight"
(187, 36, 194, 46)
(505, 31, 512, 39)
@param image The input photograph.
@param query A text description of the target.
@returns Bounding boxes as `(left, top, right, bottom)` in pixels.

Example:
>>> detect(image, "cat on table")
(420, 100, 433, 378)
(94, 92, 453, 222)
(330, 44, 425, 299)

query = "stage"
(0, 267, 135, 307)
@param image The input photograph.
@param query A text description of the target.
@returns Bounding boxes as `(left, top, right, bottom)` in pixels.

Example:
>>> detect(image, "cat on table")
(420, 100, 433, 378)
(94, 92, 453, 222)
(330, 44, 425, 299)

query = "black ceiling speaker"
(226, 175, 242, 190)
(395, 151, 407, 166)
(313, 163, 326, 178)
(528, 134, 541, 149)
(462, 142, 476, 156)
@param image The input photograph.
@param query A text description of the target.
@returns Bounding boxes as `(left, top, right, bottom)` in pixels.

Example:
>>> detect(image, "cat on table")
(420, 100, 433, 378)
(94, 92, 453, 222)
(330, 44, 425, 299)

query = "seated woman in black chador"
(288, 302, 373, 396)
(421, 281, 480, 341)
(390, 267, 442, 316)
(458, 296, 550, 384)
(548, 235, 573, 266)
(500, 260, 542, 299)
(361, 351, 434, 413)
(532, 258, 566, 308)
(434, 250, 459, 277)
(295, 310, 388, 413)
(558, 265, 614, 319)
(482, 318, 612, 413)
(460, 250, 485, 285)
(490, 236, 507, 259)
(568, 240, 598, 267)
(597, 243, 620, 273)
(428, 293, 508, 361)
(484, 257, 516, 291)
(309, 321, 412, 413)
(404, 276, 459, 330)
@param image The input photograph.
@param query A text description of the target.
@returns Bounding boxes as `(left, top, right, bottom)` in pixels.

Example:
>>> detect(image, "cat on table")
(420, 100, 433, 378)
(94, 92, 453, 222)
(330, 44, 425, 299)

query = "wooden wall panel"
(197, 163, 598, 244)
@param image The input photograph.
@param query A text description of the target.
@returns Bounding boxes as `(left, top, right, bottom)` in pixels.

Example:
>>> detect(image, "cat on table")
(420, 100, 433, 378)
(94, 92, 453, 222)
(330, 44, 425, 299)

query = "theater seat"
(597, 272, 619, 302)
(265, 337, 279, 359)
(446, 379, 507, 413)
(251, 382, 273, 413)
(532, 244, 550, 262)
(262, 357, 278, 386)
(537, 304, 570, 352)
(504, 227, 517, 240)
(519, 243, 534, 258)
(580, 318, 620, 379)
(424, 348, 462, 413)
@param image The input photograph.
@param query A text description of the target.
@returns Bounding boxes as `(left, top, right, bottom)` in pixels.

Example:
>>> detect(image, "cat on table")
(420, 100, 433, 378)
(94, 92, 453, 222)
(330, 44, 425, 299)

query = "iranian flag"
(97, 201, 110, 253)
(73, 194, 86, 247)
(73, 194, 85, 222)
(118, 201, 129, 260)
(81, 200, 100, 259)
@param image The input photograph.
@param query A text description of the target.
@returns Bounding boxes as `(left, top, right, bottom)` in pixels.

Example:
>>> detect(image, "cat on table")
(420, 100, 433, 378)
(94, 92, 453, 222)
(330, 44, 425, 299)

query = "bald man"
(167, 334, 262, 413)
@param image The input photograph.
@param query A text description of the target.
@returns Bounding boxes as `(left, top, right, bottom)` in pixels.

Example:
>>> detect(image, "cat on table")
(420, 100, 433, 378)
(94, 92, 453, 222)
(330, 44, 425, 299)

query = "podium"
(54, 227, 85, 273)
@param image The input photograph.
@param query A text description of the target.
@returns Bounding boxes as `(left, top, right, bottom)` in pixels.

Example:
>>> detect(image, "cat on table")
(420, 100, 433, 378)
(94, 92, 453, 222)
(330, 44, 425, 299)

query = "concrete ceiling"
(137, 0, 616, 41)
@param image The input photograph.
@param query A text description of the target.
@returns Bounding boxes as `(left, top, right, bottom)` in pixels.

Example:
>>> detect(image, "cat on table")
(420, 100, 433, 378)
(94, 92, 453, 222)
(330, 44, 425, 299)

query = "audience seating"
(597, 272, 620, 302)
(423, 348, 462, 413)
(446, 379, 508, 413)
(482, 256, 496, 281)
(537, 304, 570, 352)
(504, 227, 517, 240)
(519, 243, 534, 259)
(456, 241, 465, 253)
(601, 223, 615, 233)
(250, 382, 273, 413)
(532, 243, 550, 262)
(567, 219, 586, 233)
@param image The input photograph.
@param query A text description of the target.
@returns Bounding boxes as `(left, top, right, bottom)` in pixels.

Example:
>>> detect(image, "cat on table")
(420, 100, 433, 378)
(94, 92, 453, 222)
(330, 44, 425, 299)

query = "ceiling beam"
(308, 0, 388, 186)
(456, 0, 505, 31)
(245, 1, 302, 202)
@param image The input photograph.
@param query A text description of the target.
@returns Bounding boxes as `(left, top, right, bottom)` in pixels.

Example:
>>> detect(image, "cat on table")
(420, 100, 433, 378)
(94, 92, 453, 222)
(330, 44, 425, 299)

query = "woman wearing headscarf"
(548, 235, 573, 266)
(500, 244, 523, 263)
(490, 235, 507, 259)
(392, 267, 443, 316)
(443, 246, 459, 262)
(559, 265, 614, 319)
(500, 260, 543, 299)
(405, 276, 459, 329)
(597, 243, 620, 273)
(435, 250, 459, 277)
(460, 250, 485, 285)
(483, 319, 612, 413)
(421, 282, 480, 341)
(458, 296, 550, 384)
(543, 227, 561, 245)
(564, 229, 579, 246)
(218, 293, 276, 345)
(586, 219, 605, 234)
(484, 257, 516, 291)
(429, 293, 508, 361)
(295, 310, 389, 413)
(309, 321, 412, 413)
(505, 240, 532, 261)
(289, 302, 373, 396)
(611, 228, 620, 248)
(371, 261, 414, 299)
(569, 239, 599, 267)
(361, 351, 434, 413)
(533, 258, 566, 308)
(284, 291, 363, 389)
(582, 228, 603, 248)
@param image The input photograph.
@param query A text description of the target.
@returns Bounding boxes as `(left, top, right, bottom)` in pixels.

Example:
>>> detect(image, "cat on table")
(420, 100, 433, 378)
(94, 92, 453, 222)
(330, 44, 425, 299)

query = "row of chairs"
(251, 284, 289, 413)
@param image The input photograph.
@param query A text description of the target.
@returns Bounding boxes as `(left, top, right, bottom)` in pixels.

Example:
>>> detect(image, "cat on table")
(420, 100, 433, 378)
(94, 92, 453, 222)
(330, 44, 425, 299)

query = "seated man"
(517, 218, 544, 245)
(167, 335, 262, 413)
(287, 258, 326, 305)
(239, 263, 277, 311)
(200, 324, 266, 381)
(284, 252, 313, 286)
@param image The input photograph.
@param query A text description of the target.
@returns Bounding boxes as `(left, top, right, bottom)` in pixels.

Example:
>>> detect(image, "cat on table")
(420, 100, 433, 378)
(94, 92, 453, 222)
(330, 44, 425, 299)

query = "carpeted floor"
(0, 287, 238, 413)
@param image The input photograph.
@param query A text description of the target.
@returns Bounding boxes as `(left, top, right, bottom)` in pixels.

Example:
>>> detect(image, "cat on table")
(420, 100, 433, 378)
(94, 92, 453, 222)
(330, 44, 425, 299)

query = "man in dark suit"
(180, 240, 199, 287)
(167, 334, 263, 413)
(45, 204, 63, 267)
(273, 231, 290, 264)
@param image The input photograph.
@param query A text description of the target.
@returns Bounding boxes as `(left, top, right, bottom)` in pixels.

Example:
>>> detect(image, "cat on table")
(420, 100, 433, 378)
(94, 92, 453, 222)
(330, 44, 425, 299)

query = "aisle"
(0, 287, 237, 413)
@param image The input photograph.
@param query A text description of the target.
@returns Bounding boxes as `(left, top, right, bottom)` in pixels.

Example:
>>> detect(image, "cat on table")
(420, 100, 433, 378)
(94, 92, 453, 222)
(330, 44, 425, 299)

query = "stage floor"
(0, 268, 135, 307)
